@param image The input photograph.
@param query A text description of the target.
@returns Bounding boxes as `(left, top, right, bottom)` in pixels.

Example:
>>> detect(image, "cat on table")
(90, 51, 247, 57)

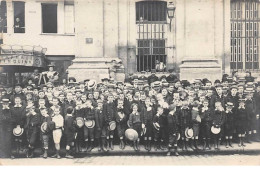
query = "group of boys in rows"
(0, 70, 260, 159)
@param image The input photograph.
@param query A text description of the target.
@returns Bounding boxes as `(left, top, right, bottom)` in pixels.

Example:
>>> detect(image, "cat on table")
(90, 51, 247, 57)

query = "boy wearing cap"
(64, 92, 76, 116)
(179, 100, 192, 151)
(84, 99, 96, 152)
(64, 107, 76, 158)
(129, 103, 142, 151)
(236, 99, 247, 147)
(39, 108, 52, 159)
(200, 99, 212, 150)
(0, 98, 15, 158)
(10, 83, 26, 106)
(95, 99, 107, 152)
(212, 102, 226, 150)
(153, 106, 165, 151)
(191, 100, 201, 150)
(115, 99, 127, 150)
(74, 99, 85, 152)
(25, 105, 41, 158)
(51, 107, 64, 159)
(224, 102, 235, 148)
(11, 96, 26, 155)
(141, 97, 155, 151)
(103, 94, 117, 150)
(166, 104, 179, 156)
(245, 92, 257, 142)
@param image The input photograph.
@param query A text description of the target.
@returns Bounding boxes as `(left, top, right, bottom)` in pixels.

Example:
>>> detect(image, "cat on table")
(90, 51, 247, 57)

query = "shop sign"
(0, 54, 44, 67)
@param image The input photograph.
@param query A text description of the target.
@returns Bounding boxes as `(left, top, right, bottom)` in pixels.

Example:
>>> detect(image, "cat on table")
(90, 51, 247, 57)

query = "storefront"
(0, 44, 47, 85)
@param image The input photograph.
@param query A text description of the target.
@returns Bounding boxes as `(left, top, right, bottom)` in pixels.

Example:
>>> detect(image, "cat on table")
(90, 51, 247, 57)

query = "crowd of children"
(0, 71, 260, 159)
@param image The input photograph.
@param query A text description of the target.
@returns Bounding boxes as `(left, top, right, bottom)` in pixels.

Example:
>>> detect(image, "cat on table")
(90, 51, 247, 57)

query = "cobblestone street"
(1, 154, 260, 166)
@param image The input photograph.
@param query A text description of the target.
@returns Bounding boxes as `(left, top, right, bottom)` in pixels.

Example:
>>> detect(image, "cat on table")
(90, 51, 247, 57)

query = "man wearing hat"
(166, 69, 177, 83)
(147, 69, 159, 85)
(210, 84, 226, 110)
(0, 98, 15, 158)
(138, 71, 148, 83)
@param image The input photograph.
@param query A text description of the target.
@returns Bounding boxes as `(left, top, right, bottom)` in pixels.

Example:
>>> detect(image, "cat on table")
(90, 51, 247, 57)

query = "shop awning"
(0, 44, 47, 70)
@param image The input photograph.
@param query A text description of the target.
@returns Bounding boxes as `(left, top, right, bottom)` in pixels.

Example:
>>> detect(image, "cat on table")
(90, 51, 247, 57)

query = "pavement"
(0, 142, 260, 165)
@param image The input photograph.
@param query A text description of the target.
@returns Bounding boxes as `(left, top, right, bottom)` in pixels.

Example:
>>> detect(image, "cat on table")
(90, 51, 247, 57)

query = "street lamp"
(167, 2, 176, 32)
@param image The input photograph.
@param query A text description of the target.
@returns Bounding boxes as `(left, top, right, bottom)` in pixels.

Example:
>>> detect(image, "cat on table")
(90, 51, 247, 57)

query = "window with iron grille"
(136, 1, 167, 72)
(230, 0, 259, 71)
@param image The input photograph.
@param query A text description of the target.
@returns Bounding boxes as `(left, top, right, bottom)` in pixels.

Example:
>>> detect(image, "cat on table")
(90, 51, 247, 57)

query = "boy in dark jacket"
(141, 97, 155, 151)
(179, 100, 192, 151)
(115, 99, 127, 150)
(25, 105, 41, 158)
(64, 107, 76, 158)
(245, 92, 257, 142)
(95, 99, 107, 152)
(103, 94, 116, 150)
(84, 99, 96, 152)
(0, 98, 15, 158)
(39, 108, 52, 158)
(237, 99, 248, 147)
(11, 96, 26, 155)
(212, 102, 226, 150)
(166, 104, 179, 156)
(224, 102, 235, 148)
(200, 99, 212, 150)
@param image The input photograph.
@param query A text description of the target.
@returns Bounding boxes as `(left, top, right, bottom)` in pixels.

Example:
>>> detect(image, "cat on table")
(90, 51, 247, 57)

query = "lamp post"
(167, 2, 176, 32)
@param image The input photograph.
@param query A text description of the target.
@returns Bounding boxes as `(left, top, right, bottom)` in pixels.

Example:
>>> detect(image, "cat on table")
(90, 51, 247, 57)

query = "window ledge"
(40, 33, 75, 36)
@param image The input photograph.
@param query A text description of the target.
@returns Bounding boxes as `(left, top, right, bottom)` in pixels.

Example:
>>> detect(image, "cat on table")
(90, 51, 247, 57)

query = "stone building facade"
(1, 0, 259, 82)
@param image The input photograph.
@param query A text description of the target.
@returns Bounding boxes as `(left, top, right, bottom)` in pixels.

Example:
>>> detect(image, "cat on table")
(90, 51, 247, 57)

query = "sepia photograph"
(0, 0, 260, 166)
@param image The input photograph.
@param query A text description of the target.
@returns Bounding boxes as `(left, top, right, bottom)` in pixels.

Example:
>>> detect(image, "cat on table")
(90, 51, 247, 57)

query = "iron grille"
(136, 1, 167, 72)
(231, 0, 260, 71)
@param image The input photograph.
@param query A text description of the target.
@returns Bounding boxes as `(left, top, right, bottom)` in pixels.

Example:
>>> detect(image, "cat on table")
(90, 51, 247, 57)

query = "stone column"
(126, 0, 136, 75)
(178, 0, 223, 82)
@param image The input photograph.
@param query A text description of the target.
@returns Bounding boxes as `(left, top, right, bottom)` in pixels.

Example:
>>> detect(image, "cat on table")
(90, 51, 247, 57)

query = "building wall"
(2, 0, 75, 56)
(1, 0, 235, 80)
